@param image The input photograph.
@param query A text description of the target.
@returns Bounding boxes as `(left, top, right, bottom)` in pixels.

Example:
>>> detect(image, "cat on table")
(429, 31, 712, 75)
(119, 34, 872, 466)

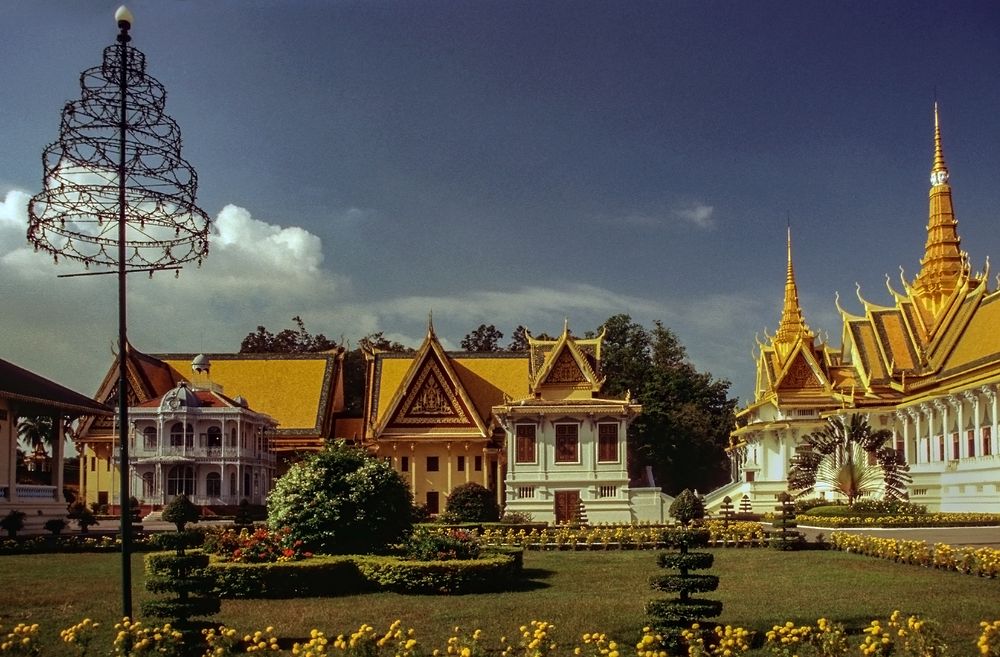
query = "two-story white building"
(128, 356, 278, 509)
(493, 325, 648, 523)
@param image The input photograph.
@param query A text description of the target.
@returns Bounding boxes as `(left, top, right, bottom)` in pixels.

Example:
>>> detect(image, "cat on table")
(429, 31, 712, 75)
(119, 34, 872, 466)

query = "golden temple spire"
(912, 102, 965, 306)
(774, 226, 813, 346)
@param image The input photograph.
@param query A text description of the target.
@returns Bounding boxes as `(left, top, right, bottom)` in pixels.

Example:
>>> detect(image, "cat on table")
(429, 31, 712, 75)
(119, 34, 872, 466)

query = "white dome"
(191, 354, 211, 374)
(160, 382, 200, 411)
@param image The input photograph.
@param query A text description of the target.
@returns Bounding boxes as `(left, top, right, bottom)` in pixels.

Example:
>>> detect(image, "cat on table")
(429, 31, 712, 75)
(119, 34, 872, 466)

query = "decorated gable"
(388, 358, 477, 427)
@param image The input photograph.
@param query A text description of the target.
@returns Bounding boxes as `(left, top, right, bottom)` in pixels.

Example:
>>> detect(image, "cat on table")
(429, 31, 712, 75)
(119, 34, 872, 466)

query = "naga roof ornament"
(773, 226, 814, 347)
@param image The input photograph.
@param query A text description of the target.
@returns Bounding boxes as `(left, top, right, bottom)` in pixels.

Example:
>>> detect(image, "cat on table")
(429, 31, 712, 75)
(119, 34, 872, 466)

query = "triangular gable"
(80, 345, 179, 436)
(374, 333, 488, 437)
(774, 344, 829, 392)
(533, 335, 600, 392)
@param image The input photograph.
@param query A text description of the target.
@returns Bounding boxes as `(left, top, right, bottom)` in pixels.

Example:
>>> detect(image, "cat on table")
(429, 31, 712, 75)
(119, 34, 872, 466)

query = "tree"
(443, 482, 500, 522)
(507, 325, 530, 352)
(16, 415, 56, 451)
(461, 324, 504, 352)
(788, 414, 911, 503)
(239, 316, 337, 353)
(267, 441, 413, 554)
(358, 331, 412, 353)
(599, 315, 736, 495)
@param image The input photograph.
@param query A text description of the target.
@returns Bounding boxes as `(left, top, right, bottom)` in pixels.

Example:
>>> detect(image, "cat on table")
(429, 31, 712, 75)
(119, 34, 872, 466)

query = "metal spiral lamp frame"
(26, 6, 210, 618)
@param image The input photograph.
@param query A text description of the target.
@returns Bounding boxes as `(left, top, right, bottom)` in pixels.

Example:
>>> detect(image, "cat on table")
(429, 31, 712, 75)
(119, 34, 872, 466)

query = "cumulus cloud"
(674, 202, 715, 229)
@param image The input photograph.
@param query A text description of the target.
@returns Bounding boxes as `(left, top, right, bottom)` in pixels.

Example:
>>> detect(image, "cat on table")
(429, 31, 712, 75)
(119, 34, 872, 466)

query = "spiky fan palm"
(788, 414, 911, 503)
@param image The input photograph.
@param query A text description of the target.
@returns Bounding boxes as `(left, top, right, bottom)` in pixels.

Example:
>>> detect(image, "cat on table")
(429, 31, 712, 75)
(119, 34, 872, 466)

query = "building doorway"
(554, 490, 580, 524)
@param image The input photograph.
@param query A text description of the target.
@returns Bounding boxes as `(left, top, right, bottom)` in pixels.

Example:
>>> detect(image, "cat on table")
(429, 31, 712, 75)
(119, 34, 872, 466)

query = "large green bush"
(442, 482, 500, 522)
(267, 441, 413, 554)
(668, 489, 705, 526)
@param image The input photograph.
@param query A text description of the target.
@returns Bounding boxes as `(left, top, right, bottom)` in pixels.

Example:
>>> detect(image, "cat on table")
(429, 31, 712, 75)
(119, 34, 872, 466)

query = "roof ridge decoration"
(909, 103, 971, 322)
(373, 327, 488, 437)
(530, 321, 604, 393)
(772, 227, 815, 359)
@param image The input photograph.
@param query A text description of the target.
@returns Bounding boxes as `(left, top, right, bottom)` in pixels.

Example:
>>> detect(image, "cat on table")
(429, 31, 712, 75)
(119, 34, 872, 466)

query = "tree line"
(239, 315, 736, 495)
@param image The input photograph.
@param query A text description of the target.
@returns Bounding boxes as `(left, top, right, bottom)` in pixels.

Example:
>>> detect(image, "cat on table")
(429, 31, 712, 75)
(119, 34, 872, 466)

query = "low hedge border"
(831, 532, 1000, 577)
(798, 513, 1000, 528)
(209, 548, 524, 598)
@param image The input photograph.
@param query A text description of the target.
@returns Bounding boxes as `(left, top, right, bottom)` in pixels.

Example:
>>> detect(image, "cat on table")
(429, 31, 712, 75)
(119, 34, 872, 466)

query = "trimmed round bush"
(649, 573, 719, 594)
(443, 483, 500, 522)
(267, 441, 413, 554)
(661, 527, 710, 548)
(669, 489, 705, 525)
(656, 551, 714, 570)
(646, 599, 724, 623)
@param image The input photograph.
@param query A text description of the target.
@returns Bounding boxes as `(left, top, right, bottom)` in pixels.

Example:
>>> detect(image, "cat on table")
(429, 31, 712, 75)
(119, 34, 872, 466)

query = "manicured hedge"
(209, 548, 523, 598)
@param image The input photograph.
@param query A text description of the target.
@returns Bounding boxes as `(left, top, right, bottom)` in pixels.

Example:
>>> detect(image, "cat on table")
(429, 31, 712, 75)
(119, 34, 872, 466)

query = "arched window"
(166, 466, 194, 496)
(228, 427, 237, 447)
(205, 472, 221, 497)
(141, 472, 154, 498)
(143, 426, 157, 449)
(207, 426, 222, 448)
(170, 423, 184, 447)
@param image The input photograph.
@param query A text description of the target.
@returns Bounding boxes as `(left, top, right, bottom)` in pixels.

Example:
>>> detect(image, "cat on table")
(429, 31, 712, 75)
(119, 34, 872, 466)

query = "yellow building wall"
(79, 443, 122, 509)
(378, 441, 491, 512)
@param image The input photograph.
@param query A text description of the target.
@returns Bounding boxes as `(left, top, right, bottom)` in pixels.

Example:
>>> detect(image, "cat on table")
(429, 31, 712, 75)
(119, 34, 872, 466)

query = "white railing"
(15, 485, 58, 500)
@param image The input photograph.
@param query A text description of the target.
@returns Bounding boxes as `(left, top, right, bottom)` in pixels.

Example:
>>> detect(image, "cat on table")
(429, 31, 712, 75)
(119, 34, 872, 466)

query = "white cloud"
(674, 202, 715, 229)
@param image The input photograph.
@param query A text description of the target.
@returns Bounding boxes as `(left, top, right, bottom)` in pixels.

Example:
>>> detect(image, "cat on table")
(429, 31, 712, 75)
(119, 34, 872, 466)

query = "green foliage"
(461, 324, 504, 352)
(600, 315, 736, 495)
(240, 315, 337, 353)
(66, 500, 97, 532)
(500, 511, 535, 524)
(771, 493, 804, 550)
(656, 551, 714, 571)
(209, 550, 522, 597)
(232, 498, 256, 530)
(2, 510, 27, 537)
(669, 489, 705, 526)
(850, 498, 927, 515)
(352, 551, 520, 594)
(43, 518, 67, 535)
(649, 573, 720, 594)
(404, 528, 480, 561)
(16, 415, 56, 451)
(210, 555, 364, 598)
(149, 529, 204, 553)
(442, 482, 500, 522)
(660, 527, 711, 548)
(162, 494, 201, 532)
(267, 440, 413, 554)
(788, 414, 911, 503)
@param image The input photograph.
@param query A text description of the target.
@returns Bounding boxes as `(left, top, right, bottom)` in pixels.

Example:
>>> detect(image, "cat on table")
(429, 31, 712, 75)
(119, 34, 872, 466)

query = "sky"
(2, 1, 1000, 406)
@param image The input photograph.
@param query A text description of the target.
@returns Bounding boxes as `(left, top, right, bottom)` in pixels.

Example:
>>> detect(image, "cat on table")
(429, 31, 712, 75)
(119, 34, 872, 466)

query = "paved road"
(788, 524, 1000, 548)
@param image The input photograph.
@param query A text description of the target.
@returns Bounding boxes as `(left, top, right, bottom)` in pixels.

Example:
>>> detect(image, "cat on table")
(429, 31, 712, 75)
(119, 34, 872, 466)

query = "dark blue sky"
(2, 1, 1000, 403)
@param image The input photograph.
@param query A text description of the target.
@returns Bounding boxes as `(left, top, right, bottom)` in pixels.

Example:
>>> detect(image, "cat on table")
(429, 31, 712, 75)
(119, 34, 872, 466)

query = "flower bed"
(797, 512, 1000, 528)
(831, 532, 1000, 577)
(18, 611, 1000, 657)
(209, 547, 523, 598)
(478, 521, 768, 550)
(0, 532, 155, 555)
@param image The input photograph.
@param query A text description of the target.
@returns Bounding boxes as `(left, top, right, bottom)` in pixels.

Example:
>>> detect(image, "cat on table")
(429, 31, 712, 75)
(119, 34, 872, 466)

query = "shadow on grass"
(505, 567, 555, 591)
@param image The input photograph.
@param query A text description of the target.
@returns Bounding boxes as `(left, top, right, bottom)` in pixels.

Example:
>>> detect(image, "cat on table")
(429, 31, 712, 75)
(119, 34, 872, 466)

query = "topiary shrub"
(67, 501, 97, 533)
(44, 518, 67, 535)
(669, 489, 705, 526)
(267, 440, 413, 554)
(770, 492, 804, 550)
(142, 494, 219, 644)
(442, 482, 500, 523)
(1, 510, 26, 537)
(718, 496, 734, 529)
(647, 492, 721, 647)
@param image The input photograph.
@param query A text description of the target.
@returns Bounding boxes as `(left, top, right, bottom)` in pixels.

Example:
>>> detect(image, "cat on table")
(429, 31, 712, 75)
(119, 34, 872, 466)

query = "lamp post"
(27, 6, 210, 618)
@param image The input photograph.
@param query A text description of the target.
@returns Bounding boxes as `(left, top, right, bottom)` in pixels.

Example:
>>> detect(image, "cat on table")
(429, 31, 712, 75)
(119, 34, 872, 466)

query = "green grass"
(1, 549, 997, 655)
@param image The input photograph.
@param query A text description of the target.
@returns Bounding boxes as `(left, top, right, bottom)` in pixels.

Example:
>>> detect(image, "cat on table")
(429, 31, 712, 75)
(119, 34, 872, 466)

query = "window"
(206, 472, 221, 497)
(228, 428, 237, 447)
(598, 423, 618, 462)
(474, 455, 482, 471)
(746, 470, 755, 483)
(895, 435, 905, 460)
(401, 456, 410, 472)
(207, 426, 222, 448)
(142, 472, 154, 497)
(937, 435, 945, 461)
(426, 491, 440, 515)
(951, 432, 960, 460)
(457, 456, 465, 472)
(143, 427, 157, 449)
(426, 456, 439, 472)
(166, 466, 194, 496)
(968, 430, 976, 457)
(229, 473, 237, 496)
(170, 423, 194, 448)
(243, 472, 252, 497)
(90, 456, 96, 472)
(555, 424, 579, 463)
(515, 424, 536, 463)
(985, 427, 993, 456)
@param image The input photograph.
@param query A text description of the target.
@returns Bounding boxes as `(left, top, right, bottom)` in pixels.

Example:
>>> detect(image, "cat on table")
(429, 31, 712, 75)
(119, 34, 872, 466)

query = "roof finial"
(563, 317, 570, 336)
(931, 101, 949, 186)
(774, 224, 813, 345)
(427, 311, 435, 338)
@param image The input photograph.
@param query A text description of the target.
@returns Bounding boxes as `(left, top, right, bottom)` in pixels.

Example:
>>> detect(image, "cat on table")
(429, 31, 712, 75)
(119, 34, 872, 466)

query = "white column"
(53, 416, 65, 501)
(410, 443, 418, 497)
(446, 442, 453, 494)
(936, 400, 951, 461)
(972, 393, 983, 458)
(914, 407, 924, 463)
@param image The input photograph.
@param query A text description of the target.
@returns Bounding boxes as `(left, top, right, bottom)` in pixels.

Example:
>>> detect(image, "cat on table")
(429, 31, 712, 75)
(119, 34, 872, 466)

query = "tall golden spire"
(774, 226, 813, 347)
(913, 102, 965, 305)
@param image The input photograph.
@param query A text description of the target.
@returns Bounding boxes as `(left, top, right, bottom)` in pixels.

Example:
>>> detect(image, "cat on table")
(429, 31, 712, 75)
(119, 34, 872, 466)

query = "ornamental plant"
(208, 526, 312, 563)
(442, 482, 500, 522)
(770, 492, 803, 550)
(142, 494, 219, 641)
(1, 510, 26, 537)
(67, 501, 97, 533)
(267, 440, 413, 555)
(647, 489, 721, 646)
(404, 528, 480, 561)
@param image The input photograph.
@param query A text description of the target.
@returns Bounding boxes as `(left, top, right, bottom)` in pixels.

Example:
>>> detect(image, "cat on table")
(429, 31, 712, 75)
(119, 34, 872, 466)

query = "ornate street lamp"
(27, 6, 210, 618)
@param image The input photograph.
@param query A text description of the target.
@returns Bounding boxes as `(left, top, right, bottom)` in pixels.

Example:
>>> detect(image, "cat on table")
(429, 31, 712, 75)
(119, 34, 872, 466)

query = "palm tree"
(16, 415, 56, 452)
(788, 414, 911, 503)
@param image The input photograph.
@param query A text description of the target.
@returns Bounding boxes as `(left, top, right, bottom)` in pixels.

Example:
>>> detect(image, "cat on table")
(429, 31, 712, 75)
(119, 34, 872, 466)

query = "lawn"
(1, 549, 997, 655)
